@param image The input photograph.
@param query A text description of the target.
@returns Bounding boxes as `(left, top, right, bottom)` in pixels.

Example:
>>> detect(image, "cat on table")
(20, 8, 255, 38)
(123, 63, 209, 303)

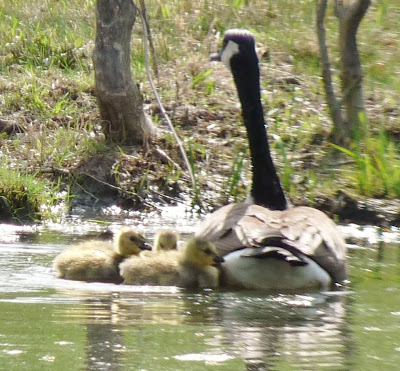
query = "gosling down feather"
(53, 227, 151, 283)
(195, 29, 347, 291)
(120, 237, 223, 289)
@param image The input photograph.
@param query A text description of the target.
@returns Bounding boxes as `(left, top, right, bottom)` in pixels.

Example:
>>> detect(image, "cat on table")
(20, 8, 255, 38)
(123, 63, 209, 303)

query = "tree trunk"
(336, 0, 371, 142)
(316, 0, 346, 145)
(316, 0, 370, 146)
(93, 0, 149, 145)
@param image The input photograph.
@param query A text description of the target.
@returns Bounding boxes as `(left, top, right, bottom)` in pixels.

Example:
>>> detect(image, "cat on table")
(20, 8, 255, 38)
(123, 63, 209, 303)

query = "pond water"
(1, 207, 400, 371)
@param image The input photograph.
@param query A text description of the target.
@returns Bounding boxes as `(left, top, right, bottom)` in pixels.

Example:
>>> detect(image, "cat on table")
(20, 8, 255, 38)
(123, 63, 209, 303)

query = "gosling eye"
(130, 235, 143, 243)
(203, 248, 212, 255)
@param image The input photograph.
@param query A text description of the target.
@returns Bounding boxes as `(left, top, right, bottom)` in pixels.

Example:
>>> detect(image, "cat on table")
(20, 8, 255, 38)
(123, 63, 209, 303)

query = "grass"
(0, 163, 62, 222)
(331, 123, 400, 198)
(0, 0, 399, 221)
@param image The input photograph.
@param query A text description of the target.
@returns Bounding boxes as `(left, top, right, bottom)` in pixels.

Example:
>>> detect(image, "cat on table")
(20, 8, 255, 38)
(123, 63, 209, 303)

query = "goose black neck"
(230, 52, 288, 210)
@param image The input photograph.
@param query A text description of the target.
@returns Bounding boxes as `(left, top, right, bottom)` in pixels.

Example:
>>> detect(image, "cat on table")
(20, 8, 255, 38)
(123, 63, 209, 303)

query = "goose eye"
(203, 248, 212, 255)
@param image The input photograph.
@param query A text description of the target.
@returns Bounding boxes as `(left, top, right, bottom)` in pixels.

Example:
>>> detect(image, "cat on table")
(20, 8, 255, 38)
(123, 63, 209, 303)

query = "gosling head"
(114, 227, 151, 256)
(153, 230, 179, 252)
(182, 238, 224, 269)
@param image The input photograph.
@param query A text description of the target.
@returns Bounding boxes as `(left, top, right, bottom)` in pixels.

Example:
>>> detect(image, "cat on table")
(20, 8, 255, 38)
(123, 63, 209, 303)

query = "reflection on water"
(0, 222, 400, 370)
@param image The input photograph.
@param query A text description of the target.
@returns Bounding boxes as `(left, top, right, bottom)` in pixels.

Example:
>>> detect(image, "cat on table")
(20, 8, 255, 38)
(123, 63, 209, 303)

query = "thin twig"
(138, 0, 159, 79)
(136, 4, 197, 193)
(80, 171, 163, 209)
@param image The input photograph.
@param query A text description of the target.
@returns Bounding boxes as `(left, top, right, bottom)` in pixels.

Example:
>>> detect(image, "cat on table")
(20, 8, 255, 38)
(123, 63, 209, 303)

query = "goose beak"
(210, 51, 221, 62)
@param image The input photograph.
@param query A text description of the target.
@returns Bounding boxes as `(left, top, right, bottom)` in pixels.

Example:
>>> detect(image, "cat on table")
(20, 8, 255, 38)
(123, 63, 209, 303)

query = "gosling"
(140, 229, 179, 258)
(153, 229, 179, 251)
(53, 227, 151, 283)
(120, 237, 224, 289)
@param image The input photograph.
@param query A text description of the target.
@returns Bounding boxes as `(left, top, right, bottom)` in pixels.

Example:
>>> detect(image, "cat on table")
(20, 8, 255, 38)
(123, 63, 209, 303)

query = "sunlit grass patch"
(331, 126, 400, 198)
(0, 164, 61, 222)
(0, 1, 94, 72)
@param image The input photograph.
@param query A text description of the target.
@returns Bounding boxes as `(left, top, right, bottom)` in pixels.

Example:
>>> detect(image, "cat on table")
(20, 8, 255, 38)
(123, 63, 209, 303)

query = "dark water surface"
(0, 214, 400, 371)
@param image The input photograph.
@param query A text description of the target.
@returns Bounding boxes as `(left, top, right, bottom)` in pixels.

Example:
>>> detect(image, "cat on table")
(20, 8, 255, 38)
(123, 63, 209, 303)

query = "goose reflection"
(180, 291, 350, 370)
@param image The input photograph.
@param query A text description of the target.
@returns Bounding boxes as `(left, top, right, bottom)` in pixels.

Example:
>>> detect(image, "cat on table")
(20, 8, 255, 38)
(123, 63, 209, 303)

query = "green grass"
(331, 125, 400, 198)
(0, 164, 62, 222)
(0, 0, 399, 220)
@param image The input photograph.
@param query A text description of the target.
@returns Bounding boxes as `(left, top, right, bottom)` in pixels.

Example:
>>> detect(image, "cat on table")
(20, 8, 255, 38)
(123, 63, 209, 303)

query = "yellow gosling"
(53, 227, 151, 283)
(178, 238, 224, 289)
(120, 238, 224, 288)
(121, 249, 180, 286)
(153, 230, 179, 251)
(140, 229, 179, 258)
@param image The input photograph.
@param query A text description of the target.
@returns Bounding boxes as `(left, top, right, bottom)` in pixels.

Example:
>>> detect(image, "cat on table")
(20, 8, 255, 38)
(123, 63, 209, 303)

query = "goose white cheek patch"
(220, 40, 240, 69)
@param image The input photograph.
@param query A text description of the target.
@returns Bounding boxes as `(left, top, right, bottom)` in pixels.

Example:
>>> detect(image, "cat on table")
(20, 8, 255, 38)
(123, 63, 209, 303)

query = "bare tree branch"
(136, 4, 198, 194)
(139, 0, 159, 79)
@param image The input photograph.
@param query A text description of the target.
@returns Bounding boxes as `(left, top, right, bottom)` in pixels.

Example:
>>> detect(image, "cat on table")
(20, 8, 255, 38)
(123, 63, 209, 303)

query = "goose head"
(212, 29, 257, 70)
(211, 29, 261, 110)
(181, 238, 224, 269)
(153, 230, 179, 251)
(114, 227, 151, 256)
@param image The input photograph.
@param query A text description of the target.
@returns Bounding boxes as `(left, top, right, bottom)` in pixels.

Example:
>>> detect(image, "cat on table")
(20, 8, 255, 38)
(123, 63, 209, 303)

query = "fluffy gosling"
(140, 229, 179, 259)
(53, 227, 151, 283)
(153, 229, 179, 251)
(120, 237, 223, 289)
(178, 238, 224, 289)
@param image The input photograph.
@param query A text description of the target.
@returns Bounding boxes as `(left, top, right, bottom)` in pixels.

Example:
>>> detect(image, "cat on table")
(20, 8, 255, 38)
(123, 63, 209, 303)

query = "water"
(0, 215, 400, 370)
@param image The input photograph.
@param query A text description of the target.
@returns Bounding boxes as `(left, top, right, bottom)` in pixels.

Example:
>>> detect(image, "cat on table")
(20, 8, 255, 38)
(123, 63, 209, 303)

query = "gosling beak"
(210, 51, 221, 62)
(213, 255, 224, 266)
(140, 242, 152, 251)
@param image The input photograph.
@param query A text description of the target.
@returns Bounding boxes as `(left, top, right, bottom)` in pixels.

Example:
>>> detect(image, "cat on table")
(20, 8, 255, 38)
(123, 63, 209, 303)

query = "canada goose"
(120, 237, 223, 289)
(53, 227, 151, 283)
(195, 29, 347, 290)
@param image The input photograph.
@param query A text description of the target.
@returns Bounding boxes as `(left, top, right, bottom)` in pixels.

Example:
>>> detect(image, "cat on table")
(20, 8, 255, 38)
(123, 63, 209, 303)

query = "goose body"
(53, 227, 151, 283)
(120, 238, 223, 289)
(222, 248, 331, 291)
(196, 29, 347, 291)
(196, 203, 346, 290)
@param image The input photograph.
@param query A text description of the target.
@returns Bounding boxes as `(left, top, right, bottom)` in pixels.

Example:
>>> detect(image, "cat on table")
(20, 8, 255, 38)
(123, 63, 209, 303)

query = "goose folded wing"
(195, 203, 253, 255)
(244, 206, 347, 283)
(238, 245, 309, 266)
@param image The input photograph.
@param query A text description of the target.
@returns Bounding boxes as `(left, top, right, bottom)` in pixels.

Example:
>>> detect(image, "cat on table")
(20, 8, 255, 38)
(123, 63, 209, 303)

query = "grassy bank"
(0, 0, 399, 222)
